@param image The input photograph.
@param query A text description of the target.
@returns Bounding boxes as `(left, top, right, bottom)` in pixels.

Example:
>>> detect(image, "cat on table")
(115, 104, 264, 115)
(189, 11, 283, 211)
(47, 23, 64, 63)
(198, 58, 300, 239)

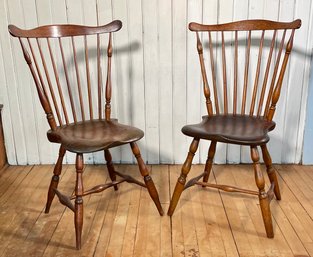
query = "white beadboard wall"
(0, 0, 312, 165)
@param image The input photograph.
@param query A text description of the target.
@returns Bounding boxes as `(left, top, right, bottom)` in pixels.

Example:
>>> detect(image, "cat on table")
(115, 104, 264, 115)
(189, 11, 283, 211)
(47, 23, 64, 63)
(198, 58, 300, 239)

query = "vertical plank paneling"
(301, 1, 313, 164)
(141, 0, 160, 164)
(282, 0, 310, 163)
(303, 64, 313, 164)
(7, 0, 40, 164)
(172, 0, 187, 164)
(0, 0, 27, 164)
(0, 22, 16, 164)
(112, 0, 133, 163)
(295, 0, 313, 163)
(2, 0, 312, 164)
(187, 0, 202, 164)
(127, 0, 147, 163)
(127, 0, 147, 161)
(159, 0, 173, 164)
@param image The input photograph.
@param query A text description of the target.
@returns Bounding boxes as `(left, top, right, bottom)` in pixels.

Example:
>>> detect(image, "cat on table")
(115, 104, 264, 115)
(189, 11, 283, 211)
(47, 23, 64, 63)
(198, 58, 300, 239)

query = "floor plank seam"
(212, 168, 241, 257)
(2, 164, 313, 256)
(274, 166, 311, 256)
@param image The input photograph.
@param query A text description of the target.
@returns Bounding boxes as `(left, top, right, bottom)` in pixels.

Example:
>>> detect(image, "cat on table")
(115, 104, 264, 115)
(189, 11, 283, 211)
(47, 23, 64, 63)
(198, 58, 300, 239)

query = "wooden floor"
(1, 163, 313, 257)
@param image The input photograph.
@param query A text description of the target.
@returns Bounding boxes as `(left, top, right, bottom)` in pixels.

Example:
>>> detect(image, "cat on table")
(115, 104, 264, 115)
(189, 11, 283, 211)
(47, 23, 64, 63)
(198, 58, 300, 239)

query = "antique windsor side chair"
(168, 19, 301, 238)
(9, 20, 163, 249)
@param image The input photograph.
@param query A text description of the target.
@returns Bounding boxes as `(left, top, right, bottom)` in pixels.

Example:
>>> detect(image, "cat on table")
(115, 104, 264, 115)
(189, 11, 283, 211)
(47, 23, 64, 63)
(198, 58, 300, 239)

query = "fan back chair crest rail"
(8, 20, 164, 250)
(168, 19, 301, 239)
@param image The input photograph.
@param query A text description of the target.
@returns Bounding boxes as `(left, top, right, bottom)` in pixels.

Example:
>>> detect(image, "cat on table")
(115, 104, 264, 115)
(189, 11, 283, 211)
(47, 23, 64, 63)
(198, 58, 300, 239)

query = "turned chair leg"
(104, 149, 118, 191)
(261, 144, 281, 200)
(168, 138, 199, 216)
(130, 142, 164, 216)
(251, 146, 274, 238)
(74, 153, 84, 250)
(45, 145, 66, 213)
(203, 141, 217, 184)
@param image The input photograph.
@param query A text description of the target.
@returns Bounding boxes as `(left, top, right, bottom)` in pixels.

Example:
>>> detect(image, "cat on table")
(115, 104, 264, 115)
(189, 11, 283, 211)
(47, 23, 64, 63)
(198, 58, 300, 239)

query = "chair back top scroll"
(8, 20, 122, 130)
(189, 19, 301, 120)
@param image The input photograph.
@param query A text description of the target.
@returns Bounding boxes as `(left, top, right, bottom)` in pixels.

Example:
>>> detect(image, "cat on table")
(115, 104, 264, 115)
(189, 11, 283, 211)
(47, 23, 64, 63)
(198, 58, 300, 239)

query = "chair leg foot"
(74, 154, 84, 250)
(251, 146, 274, 238)
(144, 175, 164, 216)
(130, 142, 164, 216)
(202, 141, 216, 185)
(259, 195, 274, 238)
(261, 145, 281, 200)
(45, 146, 66, 214)
(75, 197, 83, 249)
(168, 176, 185, 216)
(104, 150, 118, 191)
(168, 138, 199, 216)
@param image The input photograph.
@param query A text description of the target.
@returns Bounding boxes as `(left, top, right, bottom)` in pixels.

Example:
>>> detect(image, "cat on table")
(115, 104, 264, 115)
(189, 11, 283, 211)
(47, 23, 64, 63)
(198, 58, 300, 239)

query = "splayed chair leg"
(203, 141, 217, 185)
(45, 145, 66, 213)
(251, 146, 274, 238)
(261, 144, 281, 200)
(104, 149, 118, 191)
(74, 153, 84, 250)
(168, 138, 199, 216)
(130, 142, 164, 216)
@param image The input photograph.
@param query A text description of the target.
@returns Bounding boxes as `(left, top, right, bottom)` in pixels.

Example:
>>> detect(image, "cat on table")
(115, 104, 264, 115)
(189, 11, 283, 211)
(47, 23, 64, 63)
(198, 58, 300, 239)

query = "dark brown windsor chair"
(8, 20, 163, 249)
(168, 19, 301, 238)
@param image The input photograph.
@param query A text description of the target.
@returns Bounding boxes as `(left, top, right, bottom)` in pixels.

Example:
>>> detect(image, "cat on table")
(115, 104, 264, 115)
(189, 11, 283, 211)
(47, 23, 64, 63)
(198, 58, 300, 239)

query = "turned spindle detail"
(251, 146, 273, 238)
(131, 142, 164, 216)
(104, 149, 118, 191)
(203, 141, 217, 184)
(45, 145, 66, 213)
(75, 154, 84, 250)
(168, 138, 199, 216)
(261, 145, 281, 200)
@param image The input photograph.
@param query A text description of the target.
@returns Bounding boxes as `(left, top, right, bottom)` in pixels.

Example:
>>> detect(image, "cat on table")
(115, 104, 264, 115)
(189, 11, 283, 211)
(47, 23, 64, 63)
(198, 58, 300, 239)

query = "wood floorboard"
(0, 164, 313, 256)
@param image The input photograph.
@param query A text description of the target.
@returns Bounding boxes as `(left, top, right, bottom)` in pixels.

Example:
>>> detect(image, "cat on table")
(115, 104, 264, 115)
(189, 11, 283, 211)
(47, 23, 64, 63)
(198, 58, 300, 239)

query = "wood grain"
(1, 164, 313, 256)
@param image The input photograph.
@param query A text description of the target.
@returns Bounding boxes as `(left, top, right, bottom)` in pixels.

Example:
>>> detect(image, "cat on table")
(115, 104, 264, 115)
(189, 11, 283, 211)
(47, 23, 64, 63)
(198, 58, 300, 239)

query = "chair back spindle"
(19, 38, 57, 130)
(233, 31, 238, 114)
(196, 32, 213, 116)
(189, 19, 301, 121)
(105, 33, 112, 120)
(8, 20, 122, 129)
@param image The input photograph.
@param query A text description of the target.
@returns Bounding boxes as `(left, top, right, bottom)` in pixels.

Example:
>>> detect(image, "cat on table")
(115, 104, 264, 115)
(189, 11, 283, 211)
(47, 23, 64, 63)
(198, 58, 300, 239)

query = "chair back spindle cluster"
(190, 19, 301, 121)
(8, 20, 122, 130)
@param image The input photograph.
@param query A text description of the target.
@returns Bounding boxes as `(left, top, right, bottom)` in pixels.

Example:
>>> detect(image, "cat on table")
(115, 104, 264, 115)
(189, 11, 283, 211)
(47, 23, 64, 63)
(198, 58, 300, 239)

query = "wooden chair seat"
(182, 115, 275, 145)
(47, 119, 144, 153)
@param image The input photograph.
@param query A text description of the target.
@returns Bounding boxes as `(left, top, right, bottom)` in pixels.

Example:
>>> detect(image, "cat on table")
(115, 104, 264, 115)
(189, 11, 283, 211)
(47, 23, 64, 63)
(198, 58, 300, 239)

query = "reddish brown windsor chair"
(168, 19, 301, 238)
(8, 20, 163, 249)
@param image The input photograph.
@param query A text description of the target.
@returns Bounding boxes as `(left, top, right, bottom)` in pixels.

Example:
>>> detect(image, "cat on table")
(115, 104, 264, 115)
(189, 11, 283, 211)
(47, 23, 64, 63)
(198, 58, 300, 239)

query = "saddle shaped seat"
(47, 119, 144, 153)
(182, 115, 276, 146)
